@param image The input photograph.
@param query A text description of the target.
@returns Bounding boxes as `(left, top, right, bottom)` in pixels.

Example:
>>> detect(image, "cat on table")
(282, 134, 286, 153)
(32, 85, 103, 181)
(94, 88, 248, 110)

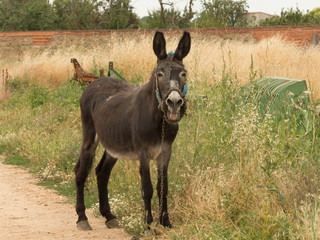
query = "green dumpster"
(240, 77, 311, 131)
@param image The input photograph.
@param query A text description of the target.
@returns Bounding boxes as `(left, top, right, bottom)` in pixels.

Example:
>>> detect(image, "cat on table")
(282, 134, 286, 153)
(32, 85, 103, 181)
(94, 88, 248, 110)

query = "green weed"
(4, 153, 30, 167)
(7, 76, 29, 92)
(1, 71, 320, 239)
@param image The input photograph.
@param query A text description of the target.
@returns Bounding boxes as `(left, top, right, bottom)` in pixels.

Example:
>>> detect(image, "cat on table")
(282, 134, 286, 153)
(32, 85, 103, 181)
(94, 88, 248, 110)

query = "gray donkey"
(74, 31, 191, 230)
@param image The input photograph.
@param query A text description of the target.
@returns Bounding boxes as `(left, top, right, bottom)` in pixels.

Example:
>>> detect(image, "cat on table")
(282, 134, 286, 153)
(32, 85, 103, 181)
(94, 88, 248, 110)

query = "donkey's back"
(80, 77, 133, 109)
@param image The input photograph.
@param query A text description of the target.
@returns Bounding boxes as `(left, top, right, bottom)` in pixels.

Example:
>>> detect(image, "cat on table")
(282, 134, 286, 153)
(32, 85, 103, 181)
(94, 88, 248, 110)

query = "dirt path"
(0, 157, 130, 240)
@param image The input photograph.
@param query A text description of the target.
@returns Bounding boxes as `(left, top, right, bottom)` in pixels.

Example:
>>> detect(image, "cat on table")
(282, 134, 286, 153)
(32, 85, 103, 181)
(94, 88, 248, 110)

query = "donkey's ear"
(174, 31, 191, 62)
(153, 31, 167, 61)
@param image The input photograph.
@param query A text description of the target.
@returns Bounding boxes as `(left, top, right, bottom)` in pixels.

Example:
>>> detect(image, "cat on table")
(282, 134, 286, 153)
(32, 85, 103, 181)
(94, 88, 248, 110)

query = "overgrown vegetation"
(194, 0, 249, 28)
(260, 7, 320, 26)
(1, 58, 320, 238)
(0, 0, 140, 31)
(1, 0, 320, 31)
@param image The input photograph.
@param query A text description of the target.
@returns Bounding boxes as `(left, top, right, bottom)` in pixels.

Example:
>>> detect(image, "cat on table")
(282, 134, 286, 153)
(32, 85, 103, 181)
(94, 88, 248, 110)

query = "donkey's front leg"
(156, 147, 173, 228)
(139, 153, 153, 225)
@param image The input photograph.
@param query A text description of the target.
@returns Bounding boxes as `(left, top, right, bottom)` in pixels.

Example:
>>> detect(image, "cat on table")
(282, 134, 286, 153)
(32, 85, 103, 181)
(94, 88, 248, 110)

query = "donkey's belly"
(105, 148, 139, 160)
(105, 145, 163, 160)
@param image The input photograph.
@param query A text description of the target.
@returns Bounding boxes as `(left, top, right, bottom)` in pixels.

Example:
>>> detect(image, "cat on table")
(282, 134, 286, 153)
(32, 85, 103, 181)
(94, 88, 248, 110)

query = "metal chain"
(158, 171, 164, 226)
(161, 117, 165, 144)
(157, 118, 165, 226)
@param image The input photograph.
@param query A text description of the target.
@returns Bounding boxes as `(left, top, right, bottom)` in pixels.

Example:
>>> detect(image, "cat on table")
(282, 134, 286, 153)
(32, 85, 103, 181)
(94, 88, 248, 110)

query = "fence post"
(108, 61, 114, 78)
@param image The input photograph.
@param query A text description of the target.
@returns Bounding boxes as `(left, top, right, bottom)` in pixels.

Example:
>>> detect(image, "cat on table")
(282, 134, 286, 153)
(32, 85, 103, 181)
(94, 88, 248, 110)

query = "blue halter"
(182, 83, 188, 97)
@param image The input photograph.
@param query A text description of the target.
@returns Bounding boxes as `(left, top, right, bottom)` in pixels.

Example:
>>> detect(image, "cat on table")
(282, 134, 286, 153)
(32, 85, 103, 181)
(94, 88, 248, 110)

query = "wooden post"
(100, 69, 105, 78)
(108, 61, 114, 78)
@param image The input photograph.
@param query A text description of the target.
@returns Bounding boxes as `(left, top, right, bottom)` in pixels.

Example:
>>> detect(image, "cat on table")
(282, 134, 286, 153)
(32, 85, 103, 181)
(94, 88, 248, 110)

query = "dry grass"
(0, 69, 10, 102)
(1, 32, 320, 99)
(187, 35, 320, 100)
(296, 197, 320, 239)
(0, 83, 6, 102)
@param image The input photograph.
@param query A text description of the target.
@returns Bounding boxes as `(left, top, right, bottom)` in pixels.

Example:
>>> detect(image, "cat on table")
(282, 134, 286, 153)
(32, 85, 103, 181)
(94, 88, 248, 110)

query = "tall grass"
(1, 32, 320, 99)
(1, 33, 320, 238)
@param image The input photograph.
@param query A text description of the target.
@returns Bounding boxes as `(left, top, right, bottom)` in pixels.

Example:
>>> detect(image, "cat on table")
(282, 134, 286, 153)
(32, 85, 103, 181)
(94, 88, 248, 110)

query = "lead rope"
(157, 118, 165, 227)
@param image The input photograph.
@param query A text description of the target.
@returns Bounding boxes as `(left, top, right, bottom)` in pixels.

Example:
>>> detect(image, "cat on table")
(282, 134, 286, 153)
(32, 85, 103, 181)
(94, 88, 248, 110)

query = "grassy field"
(1, 32, 320, 101)
(1, 33, 320, 239)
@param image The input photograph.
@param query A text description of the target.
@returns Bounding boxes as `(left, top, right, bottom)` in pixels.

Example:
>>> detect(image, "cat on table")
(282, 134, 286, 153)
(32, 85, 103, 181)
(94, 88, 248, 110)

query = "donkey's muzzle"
(165, 91, 184, 122)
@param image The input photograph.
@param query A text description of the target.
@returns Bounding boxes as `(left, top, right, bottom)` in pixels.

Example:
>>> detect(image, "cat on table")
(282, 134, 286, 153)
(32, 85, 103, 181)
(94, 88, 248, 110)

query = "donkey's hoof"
(77, 220, 93, 230)
(106, 218, 121, 229)
(164, 223, 173, 229)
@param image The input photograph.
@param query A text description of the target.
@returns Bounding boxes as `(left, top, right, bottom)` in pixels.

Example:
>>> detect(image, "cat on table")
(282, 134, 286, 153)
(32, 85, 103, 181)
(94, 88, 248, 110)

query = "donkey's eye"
(180, 72, 187, 78)
(157, 72, 164, 78)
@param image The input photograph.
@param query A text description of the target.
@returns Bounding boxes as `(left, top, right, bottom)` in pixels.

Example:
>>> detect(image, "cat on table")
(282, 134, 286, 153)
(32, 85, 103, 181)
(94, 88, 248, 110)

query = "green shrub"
(7, 76, 29, 92)
(27, 83, 49, 109)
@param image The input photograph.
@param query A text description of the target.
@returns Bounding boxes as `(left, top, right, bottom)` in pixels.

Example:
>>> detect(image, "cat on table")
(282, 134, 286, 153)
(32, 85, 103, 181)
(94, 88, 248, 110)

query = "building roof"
(245, 12, 274, 16)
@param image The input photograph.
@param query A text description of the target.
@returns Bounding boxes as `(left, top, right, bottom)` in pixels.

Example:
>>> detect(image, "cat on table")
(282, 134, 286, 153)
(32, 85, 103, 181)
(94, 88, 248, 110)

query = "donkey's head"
(153, 31, 191, 124)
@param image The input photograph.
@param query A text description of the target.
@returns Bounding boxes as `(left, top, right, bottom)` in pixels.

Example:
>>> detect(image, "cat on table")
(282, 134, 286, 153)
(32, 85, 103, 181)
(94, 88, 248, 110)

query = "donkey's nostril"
(177, 98, 184, 106)
(166, 98, 174, 107)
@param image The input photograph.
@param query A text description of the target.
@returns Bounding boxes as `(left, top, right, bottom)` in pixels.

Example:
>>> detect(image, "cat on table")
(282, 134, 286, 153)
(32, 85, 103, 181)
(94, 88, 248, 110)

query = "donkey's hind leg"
(95, 150, 120, 228)
(74, 125, 98, 230)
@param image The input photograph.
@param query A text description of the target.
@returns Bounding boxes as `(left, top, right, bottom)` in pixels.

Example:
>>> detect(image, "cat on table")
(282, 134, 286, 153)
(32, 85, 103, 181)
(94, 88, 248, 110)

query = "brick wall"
(190, 26, 320, 46)
(0, 26, 320, 47)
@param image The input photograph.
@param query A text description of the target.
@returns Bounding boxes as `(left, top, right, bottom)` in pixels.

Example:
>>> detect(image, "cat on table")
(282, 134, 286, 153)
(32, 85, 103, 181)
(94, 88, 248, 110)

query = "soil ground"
(0, 156, 130, 240)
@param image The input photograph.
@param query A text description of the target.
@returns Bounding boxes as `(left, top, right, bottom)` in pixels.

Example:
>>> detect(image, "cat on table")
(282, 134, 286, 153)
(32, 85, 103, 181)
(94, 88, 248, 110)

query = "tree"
(194, 0, 248, 28)
(259, 7, 320, 26)
(144, 0, 194, 29)
(53, 0, 100, 30)
(0, 0, 57, 31)
(0, 0, 139, 31)
(53, 0, 139, 30)
(260, 7, 307, 26)
(22, 0, 57, 30)
(98, 0, 140, 29)
(305, 8, 320, 25)
(0, 0, 21, 30)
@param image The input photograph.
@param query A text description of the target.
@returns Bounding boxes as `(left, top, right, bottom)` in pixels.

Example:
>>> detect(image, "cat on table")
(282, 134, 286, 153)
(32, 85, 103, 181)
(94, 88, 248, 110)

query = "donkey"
(74, 31, 191, 230)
